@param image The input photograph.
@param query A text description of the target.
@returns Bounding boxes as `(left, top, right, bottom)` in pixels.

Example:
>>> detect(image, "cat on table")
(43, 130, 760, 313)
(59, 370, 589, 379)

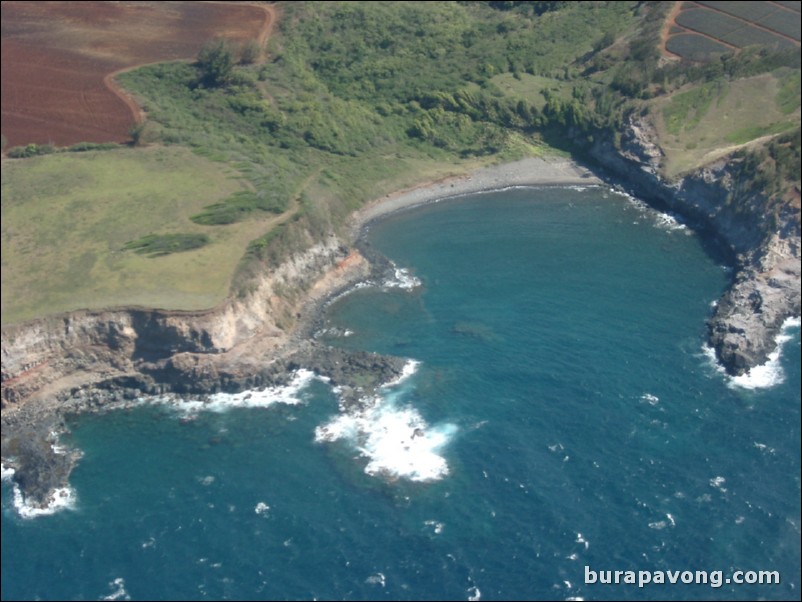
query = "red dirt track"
(1, 1, 273, 148)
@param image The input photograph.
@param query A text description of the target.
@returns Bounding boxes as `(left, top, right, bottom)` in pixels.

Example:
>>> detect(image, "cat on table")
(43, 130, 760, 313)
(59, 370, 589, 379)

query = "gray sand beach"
(353, 156, 601, 230)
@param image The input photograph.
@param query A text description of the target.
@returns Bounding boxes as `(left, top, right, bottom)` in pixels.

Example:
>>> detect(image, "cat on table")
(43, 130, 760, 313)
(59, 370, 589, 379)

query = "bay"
(3, 187, 799, 600)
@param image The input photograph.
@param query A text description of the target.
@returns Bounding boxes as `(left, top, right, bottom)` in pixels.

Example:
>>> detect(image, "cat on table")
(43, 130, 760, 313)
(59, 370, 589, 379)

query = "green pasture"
(653, 71, 801, 176)
(0, 147, 283, 324)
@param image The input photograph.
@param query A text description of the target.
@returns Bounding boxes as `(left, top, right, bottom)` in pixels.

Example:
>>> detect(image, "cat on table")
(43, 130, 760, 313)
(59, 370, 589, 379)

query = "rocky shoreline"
(589, 117, 800, 376)
(2, 151, 800, 512)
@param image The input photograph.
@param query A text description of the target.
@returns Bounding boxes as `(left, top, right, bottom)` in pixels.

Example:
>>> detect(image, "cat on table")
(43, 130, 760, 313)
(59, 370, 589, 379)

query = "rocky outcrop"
(1, 235, 407, 507)
(1, 237, 358, 407)
(589, 116, 801, 375)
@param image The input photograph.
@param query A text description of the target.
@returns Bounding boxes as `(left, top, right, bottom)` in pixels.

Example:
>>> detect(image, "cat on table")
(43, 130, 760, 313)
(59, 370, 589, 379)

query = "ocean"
(2, 186, 800, 601)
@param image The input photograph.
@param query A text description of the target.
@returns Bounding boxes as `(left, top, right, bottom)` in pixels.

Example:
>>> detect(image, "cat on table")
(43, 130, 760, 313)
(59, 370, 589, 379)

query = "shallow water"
(3, 187, 799, 600)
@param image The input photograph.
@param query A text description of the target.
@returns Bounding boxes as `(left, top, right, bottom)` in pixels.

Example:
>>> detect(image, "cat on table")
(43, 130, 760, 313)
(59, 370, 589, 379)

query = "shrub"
(196, 39, 234, 87)
(123, 233, 211, 256)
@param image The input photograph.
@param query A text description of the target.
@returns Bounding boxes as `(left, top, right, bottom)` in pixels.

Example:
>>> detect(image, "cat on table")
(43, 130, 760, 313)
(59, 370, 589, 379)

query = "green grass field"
(653, 71, 801, 176)
(0, 147, 288, 324)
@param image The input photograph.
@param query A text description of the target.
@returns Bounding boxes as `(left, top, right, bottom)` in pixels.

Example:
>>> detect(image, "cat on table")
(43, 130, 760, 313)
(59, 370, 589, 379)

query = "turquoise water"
(2, 187, 800, 600)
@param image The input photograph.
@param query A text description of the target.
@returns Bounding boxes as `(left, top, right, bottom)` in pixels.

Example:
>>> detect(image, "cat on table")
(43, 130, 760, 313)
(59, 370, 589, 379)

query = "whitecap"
(753, 442, 775, 454)
(467, 585, 482, 601)
(365, 573, 386, 587)
(709, 476, 727, 492)
(102, 577, 130, 601)
(640, 393, 659, 405)
(12, 484, 76, 519)
(424, 519, 445, 534)
(254, 502, 270, 515)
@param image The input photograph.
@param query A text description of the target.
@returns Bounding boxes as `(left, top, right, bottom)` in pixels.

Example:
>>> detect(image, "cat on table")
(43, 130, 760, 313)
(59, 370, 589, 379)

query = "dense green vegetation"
(116, 0, 642, 280)
(124, 233, 211, 257)
(732, 127, 802, 198)
(4, 1, 800, 322)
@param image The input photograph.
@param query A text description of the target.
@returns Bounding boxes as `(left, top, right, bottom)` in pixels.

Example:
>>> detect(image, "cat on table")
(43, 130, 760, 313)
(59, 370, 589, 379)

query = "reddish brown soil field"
(1, 1, 273, 148)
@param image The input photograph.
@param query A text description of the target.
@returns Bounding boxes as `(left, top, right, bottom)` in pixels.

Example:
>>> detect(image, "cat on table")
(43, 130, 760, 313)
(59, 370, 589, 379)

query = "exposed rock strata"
(1, 237, 407, 508)
(589, 117, 800, 375)
(3, 129, 800, 508)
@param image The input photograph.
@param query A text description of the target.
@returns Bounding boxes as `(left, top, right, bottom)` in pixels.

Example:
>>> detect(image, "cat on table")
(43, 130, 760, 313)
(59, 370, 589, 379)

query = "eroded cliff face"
(590, 117, 801, 375)
(1, 236, 367, 409)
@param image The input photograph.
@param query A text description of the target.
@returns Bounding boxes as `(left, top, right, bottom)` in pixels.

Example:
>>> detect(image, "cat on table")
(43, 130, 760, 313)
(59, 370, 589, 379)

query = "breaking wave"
(11, 484, 76, 519)
(704, 317, 800, 390)
(153, 369, 319, 416)
(315, 361, 457, 482)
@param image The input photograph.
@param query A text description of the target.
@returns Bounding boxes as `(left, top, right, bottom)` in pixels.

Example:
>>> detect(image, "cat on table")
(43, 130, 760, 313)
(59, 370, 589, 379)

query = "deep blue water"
(3, 187, 800, 601)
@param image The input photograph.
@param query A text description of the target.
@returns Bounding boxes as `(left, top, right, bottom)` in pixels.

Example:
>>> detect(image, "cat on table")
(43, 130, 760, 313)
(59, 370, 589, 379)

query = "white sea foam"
(384, 264, 422, 290)
(156, 369, 318, 416)
(315, 361, 456, 482)
(424, 519, 445, 534)
(12, 484, 76, 519)
(365, 573, 386, 587)
(254, 502, 270, 516)
(654, 211, 688, 231)
(753, 442, 776, 455)
(102, 577, 130, 601)
(1, 463, 15, 480)
(613, 188, 688, 232)
(703, 317, 800, 390)
(640, 393, 659, 406)
(467, 585, 482, 601)
(383, 359, 421, 388)
(709, 476, 727, 492)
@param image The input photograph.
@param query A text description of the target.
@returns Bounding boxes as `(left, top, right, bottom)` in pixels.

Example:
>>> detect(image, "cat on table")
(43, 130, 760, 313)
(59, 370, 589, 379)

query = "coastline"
(3, 150, 798, 513)
(350, 156, 601, 232)
(296, 156, 603, 343)
(1, 154, 603, 512)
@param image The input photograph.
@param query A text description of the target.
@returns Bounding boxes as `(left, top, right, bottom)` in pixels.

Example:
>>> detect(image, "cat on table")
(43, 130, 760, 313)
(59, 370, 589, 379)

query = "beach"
(351, 156, 601, 232)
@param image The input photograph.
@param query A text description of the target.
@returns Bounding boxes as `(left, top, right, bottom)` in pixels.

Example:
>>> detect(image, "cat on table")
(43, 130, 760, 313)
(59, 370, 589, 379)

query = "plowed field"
(1, 1, 272, 148)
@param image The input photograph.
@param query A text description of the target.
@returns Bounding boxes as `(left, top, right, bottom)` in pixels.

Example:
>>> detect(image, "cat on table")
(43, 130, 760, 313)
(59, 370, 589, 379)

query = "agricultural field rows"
(664, 0, 800, 62)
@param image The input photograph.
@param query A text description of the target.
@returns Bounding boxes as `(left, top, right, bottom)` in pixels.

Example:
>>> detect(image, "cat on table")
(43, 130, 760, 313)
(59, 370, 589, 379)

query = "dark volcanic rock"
(589, 116, 801, 376)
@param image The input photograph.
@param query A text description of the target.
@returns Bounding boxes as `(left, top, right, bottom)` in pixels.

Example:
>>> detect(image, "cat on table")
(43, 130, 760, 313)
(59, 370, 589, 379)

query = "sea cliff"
(2, 148, 799, 509)
(589, 116, 800, 376)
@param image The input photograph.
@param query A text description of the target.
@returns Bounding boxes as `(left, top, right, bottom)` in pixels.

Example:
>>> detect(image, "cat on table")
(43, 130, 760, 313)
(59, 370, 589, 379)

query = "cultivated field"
(1, 1, 271, 148)
(663, 0, 800, 62)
